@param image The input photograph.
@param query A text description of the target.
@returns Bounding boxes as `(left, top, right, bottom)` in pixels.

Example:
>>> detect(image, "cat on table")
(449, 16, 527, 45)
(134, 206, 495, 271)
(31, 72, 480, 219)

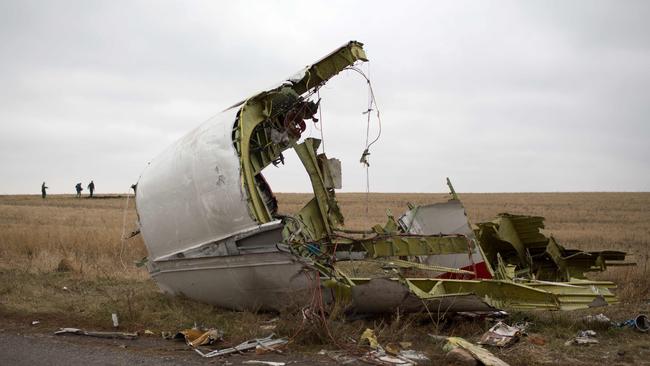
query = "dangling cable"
(346, 65, 382, 223)
(347, 66, 382, 150)
(317, 89, 325, 154)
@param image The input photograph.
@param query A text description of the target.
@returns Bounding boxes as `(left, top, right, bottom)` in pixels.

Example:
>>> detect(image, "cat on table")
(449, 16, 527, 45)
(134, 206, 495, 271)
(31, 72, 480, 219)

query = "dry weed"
(1, 192, 649, 365)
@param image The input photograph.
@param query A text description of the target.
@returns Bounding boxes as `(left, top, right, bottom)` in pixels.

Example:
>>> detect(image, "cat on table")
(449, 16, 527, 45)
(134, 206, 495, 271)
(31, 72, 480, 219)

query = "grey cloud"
(1, 0, 648, 194)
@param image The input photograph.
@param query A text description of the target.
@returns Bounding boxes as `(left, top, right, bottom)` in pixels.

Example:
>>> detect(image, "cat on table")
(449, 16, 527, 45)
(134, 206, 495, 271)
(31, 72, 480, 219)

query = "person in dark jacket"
(88, 180, 95, 198)
(41, 182, 48, 199)
(75, 183, 83, 198)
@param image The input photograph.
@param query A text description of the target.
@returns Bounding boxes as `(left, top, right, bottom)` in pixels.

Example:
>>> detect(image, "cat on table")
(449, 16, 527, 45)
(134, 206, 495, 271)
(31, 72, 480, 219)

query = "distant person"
(41, 182, 48, 199)
(88, 180, 95, 198)
(75, 183, 83, 198)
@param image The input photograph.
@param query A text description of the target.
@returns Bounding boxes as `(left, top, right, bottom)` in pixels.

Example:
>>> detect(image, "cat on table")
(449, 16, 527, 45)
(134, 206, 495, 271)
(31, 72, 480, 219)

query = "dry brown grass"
(1, 192, 649, 365)
(2, 192, 648, 280)
(0, 194, 147, 279)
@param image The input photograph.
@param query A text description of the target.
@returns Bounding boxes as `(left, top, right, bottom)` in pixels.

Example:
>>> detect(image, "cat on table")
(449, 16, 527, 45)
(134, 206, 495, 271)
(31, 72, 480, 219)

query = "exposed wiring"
(317, 89, 325, 154)
(346, 64, 383, 223)
(346, 65, 382, 150)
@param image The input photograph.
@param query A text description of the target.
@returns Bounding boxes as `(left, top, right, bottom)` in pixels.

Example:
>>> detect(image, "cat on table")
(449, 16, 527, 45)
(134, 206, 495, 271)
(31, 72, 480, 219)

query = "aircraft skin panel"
(136, 111, 257, 261)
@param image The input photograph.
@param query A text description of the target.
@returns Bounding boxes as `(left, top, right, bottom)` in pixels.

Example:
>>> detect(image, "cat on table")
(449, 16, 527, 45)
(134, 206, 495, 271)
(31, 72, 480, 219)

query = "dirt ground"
(1, 193, 649, 365)
(0, 319, 337, 366)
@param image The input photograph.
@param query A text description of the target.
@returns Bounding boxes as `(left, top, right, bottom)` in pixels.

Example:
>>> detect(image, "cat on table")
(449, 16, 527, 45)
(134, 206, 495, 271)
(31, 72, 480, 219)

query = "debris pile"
(133, 41, 634, 321)
(192, 334, 288, 358)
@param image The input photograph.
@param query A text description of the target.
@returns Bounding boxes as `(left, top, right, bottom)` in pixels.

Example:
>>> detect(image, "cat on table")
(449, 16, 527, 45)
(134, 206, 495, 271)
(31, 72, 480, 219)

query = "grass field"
(1, 192, 649, 365)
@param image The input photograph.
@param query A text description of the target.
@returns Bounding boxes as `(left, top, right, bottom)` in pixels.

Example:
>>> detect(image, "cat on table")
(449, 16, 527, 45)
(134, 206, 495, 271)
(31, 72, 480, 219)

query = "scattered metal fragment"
(356, 329, 429, 365)
(361, 349, 417, 365)
(184, 329, 224, 347)
(478, 322, 523, 347)
(398, 349, 430, 363)
(359, 328, 379, 349)
(583, 313, 612, 326)
(577, 330, 597, 337)
(242, 361, 286, 366)
(255, 339, 286, 355)
(193, 334, 287, 358)
(432, 334, 510, 366)
(30, 320, 40, 326)
(565, 330, 599, 346)
(54, 328, 138, 340)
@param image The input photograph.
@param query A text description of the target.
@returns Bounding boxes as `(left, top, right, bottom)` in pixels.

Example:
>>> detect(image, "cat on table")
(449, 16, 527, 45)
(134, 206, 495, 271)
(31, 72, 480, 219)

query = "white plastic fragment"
(242, 361, 286, 366)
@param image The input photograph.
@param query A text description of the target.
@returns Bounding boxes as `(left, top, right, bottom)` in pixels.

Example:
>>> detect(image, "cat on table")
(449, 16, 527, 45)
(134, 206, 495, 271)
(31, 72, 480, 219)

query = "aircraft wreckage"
(135, 41, 632, 313)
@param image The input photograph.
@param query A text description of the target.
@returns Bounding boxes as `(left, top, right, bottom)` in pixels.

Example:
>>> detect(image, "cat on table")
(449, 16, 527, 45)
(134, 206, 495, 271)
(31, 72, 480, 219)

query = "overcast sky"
(1, 0, 648, 194)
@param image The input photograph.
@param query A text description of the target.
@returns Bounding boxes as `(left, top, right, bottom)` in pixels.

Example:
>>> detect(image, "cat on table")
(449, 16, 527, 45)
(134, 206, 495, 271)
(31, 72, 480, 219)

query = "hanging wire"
(346, 64, 382, 222)
(317, 89, 325, 154)
(347, 65, 382, 150)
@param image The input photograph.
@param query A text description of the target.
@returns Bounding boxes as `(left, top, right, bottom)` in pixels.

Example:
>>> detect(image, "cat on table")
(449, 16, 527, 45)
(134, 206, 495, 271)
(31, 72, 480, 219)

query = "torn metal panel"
(476, 213, 633, 282)
(136, 112, 258, 261)
(349, 278, 497, 313)
(233, 41, 367, 225)
(478, 321, 523, 347)
(441, 336, 511, 366)
(399, 199, 492, 279)
(399, 200, 473, 237)
(194, 334, 288, 358)
(149, 251, 312, 311)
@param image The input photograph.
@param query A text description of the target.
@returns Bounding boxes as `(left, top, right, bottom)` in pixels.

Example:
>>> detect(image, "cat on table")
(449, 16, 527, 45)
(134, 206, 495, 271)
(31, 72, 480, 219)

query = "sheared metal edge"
(234, 41, 367, 224)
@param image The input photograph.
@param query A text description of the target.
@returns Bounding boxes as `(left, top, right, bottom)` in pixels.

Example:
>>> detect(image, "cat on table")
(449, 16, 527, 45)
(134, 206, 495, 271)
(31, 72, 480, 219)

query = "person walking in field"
(41, 182, 48, 199)
(75, 183, 83, 198)
(88, 180, 95, 198)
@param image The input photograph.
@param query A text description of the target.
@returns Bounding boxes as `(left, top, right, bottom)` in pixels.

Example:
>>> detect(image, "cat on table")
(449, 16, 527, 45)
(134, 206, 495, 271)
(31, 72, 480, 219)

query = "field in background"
(1, 192, 649, 364)
(2, 192, 649, 281)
